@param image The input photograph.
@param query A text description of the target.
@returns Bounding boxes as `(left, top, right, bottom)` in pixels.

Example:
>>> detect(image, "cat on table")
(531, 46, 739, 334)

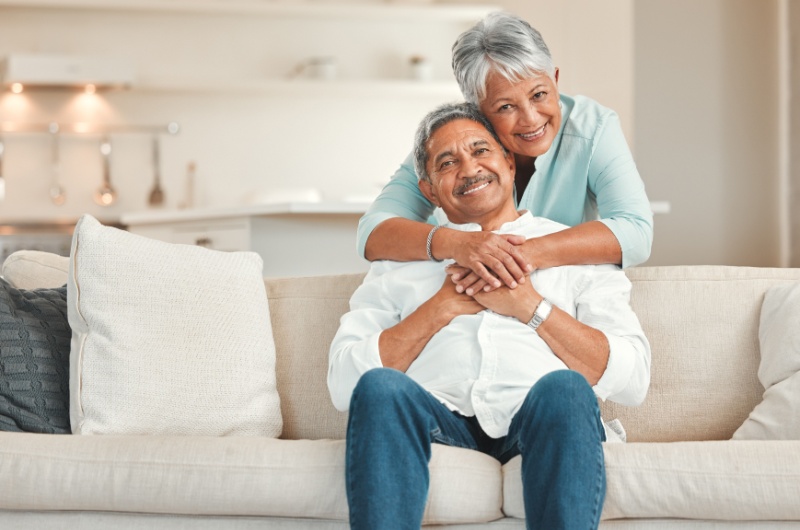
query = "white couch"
(1, 253, 799, 529)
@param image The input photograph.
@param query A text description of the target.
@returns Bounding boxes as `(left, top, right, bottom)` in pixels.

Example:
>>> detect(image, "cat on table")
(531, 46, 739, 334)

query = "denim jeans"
(345, 368, 606, 530)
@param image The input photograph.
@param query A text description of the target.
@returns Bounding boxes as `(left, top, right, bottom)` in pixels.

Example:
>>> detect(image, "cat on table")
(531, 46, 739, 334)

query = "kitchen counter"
(120, 201, 371, 226)
(122, 202, 371, 277)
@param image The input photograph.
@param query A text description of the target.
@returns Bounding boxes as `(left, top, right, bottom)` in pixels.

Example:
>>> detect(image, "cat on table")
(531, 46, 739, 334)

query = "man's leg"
(495, 370, 607, 530)
(346, 367, 480, 530)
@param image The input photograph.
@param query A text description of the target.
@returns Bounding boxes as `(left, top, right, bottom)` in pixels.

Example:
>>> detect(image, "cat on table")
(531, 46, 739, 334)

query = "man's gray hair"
(413, 102, 505, 183)
(452, 11, 555, 105)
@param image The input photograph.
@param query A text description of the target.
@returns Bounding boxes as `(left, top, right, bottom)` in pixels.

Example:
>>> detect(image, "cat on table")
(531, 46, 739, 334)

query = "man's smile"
(454, 174, 497, 197)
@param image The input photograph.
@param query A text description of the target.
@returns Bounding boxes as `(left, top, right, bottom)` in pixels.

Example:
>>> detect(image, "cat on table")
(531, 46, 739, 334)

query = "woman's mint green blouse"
(357, 94, 653, 268)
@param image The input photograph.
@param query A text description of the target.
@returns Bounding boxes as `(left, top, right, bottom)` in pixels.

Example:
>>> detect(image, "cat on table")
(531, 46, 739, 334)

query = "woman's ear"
(554, 67, 560, 85)
(419, 179, 440, 208)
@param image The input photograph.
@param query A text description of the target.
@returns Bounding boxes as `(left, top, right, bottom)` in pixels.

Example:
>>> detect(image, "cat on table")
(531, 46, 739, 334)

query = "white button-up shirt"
(328, 212, 651, 438)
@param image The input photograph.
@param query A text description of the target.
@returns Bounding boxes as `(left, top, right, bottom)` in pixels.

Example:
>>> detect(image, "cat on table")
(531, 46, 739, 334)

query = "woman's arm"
(360, 153, 531, 288)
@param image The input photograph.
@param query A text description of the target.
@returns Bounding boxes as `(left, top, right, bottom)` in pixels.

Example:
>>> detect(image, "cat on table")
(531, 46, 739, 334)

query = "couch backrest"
(268, 266, 800, 443)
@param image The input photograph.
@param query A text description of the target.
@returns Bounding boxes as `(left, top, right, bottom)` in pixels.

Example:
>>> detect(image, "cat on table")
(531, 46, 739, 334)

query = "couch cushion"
(0, 280, 70, 433)
(734, 281, 800, 439)
(1, 250, 69, 290)
(266, 274, 364, 441)
(68, 214, 281, 436)
(502, 441, 800, 521)
(600, 266, 800, 442)
(0, 433, 502, 524)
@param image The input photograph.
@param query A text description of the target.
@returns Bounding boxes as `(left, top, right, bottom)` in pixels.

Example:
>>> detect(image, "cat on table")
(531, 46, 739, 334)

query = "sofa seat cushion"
(0, 433, 503, 524)
(502, 441, 800, 521)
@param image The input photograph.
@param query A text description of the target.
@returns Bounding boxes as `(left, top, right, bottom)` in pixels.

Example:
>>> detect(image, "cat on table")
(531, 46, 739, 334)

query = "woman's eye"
(533, 91, 546, 101)
(498, 104, 512, 112)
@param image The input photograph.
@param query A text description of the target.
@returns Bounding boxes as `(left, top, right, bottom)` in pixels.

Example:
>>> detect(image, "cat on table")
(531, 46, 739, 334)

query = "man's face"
(419, 118, 517, 228)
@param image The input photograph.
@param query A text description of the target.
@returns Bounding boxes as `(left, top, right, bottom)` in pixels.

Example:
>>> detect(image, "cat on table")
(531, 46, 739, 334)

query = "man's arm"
(471, 265, 650, 402)
(379, 278, 483, 372)
(472, 281, 610, 385)
(328, 271, 482, 411)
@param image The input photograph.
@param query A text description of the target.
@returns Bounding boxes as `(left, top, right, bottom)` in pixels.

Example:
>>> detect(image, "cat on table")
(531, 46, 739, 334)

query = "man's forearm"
(535, 307, 610, 386)
(378, 300, 451, 372)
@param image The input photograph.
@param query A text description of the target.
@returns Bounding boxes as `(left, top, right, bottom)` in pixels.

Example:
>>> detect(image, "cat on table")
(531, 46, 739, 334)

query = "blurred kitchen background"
(0, 0, 795, 275)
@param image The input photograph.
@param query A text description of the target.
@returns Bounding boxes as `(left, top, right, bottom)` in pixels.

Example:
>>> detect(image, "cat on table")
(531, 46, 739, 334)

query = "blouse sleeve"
(588, 113, 654, 268)
(356, 152, 435, 259)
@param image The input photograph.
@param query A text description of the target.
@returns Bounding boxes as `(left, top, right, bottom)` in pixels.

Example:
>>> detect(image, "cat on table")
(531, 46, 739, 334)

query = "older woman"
(358, 12, 652, 294)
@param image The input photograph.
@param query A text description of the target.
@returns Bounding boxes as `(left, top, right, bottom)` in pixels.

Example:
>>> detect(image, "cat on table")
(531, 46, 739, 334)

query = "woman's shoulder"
(560, 94, 619, 141)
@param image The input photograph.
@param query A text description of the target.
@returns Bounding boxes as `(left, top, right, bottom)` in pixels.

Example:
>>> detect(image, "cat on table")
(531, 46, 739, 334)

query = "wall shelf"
(0, 0, 497, 21)
(131, 78, 462, 97)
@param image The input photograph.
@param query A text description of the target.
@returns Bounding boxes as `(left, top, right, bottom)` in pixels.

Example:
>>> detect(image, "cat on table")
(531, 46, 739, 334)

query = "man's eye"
(440, 160, 454, 169)
(475, 148, 489, 155)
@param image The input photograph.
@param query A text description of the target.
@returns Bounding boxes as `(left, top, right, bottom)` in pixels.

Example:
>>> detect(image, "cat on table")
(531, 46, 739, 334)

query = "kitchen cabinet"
(121, 202, 371, 277)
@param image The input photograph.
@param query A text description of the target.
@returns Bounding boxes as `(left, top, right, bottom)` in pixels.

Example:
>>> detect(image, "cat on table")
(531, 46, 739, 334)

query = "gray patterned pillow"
(0, 278, 70, 434)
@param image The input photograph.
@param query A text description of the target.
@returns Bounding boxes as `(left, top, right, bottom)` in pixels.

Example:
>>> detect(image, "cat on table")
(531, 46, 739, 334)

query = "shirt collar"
(443, 210, 534, 234)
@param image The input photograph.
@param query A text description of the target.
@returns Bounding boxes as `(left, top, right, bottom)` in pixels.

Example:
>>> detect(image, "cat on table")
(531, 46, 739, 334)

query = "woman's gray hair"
(414, 102, 505, 183)
(452, 11, 555, 105)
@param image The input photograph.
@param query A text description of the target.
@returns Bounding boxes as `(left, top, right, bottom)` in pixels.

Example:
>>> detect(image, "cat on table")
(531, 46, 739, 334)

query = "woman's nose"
(518, 103, 539, 127)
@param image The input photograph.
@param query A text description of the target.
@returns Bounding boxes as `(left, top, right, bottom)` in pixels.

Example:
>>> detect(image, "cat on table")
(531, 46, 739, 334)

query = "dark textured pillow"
(0, 278, 70, 434)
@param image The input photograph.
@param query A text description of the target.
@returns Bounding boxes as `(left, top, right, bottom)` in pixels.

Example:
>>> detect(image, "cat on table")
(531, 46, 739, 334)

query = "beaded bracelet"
(426, 225, 443, 262)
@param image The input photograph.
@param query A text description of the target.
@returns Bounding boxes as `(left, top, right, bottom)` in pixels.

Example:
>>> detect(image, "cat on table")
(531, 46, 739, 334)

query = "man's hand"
(472, 279, 541, 324)
(436, 230, 531, 293)
(428, 275, 485, 321)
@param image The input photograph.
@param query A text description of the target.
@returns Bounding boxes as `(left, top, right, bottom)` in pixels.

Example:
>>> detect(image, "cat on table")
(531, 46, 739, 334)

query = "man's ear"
(419, 178, 441, 208)
(505, 149, 516, 174)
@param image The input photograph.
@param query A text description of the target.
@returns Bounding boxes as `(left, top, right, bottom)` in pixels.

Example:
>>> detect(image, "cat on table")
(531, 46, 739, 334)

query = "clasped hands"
(433, 272, 540, 325)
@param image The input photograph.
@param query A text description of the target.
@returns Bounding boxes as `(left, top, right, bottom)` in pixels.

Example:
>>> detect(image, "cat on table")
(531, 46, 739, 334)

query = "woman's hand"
(437, 230, 531, 294)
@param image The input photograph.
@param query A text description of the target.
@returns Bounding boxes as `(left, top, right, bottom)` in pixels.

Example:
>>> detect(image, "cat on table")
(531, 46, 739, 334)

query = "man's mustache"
(454, 174, 498, 196)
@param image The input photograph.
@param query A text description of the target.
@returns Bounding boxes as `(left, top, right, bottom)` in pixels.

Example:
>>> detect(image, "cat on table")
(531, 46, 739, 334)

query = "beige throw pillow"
(733, 282, 800, 440)
(68, 215, 282, 437)
(2, 250, 69, 289)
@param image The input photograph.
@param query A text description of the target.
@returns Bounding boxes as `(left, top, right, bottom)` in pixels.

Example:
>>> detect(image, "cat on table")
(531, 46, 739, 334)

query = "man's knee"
(518, 370, 599, 432)
(350, 368, 415, 412)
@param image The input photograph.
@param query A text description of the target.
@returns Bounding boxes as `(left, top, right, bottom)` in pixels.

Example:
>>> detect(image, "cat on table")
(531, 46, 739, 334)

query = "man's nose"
(458, 155, 482, 178)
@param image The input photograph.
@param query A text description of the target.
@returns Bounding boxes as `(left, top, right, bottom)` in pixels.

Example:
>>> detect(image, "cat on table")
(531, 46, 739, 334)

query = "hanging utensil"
(48, 122, 66, 206)
(0, 136, 5, 203)
(147, 134, 164, 207)
(94, 136, 117, 206)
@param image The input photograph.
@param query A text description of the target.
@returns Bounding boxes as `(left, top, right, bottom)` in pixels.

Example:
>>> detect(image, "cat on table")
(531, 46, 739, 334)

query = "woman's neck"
(514, 154, 537, 200)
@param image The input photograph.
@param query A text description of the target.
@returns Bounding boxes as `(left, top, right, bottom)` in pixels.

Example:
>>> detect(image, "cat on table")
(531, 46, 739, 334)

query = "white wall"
(634, 0, 781, 266)
(0, 4, 472, 221)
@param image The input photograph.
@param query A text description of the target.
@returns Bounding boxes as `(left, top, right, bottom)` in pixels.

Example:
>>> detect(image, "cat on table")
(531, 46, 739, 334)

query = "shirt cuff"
(592, 332, 637, 401)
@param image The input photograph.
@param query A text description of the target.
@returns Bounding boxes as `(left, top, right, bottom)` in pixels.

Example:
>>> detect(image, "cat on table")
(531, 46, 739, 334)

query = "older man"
(328, 103, 650, 530)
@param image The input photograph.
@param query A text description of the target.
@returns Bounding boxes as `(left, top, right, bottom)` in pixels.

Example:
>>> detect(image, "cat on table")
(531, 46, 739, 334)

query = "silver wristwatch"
(527, 298, 553, 332)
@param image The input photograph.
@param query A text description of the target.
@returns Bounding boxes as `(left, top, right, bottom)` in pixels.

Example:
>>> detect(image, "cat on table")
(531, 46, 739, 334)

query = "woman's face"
(478, 69, 561, 160)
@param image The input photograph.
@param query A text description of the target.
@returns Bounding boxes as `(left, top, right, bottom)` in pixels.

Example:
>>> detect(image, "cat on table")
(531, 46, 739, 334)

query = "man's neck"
(448, 203, 522, 232)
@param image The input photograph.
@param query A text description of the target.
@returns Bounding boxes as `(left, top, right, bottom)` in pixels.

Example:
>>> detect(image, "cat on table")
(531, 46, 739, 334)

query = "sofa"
(1, 248, 800, 529)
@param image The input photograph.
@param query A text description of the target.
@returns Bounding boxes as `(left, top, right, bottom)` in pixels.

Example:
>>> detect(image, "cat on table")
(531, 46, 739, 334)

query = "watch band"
(527, 298, 552, 332)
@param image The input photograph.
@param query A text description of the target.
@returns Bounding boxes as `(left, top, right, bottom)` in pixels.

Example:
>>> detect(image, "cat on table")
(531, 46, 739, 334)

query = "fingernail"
(494, 281, 501, 288)
(519, 276, 525, 284)
(466, 288, 473, 296)
(510, 281, 517, 288)
(527, 264, 534, 271)
(456, 285, 464, 293)
(484, 285, 491, 292)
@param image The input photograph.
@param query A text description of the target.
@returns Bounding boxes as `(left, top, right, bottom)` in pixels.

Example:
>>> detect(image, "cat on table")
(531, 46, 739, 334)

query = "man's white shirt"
(328, 212, 651, 439)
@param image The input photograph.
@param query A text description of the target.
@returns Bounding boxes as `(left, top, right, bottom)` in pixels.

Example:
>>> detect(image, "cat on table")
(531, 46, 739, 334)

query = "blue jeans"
(345, 368, 606, 530)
